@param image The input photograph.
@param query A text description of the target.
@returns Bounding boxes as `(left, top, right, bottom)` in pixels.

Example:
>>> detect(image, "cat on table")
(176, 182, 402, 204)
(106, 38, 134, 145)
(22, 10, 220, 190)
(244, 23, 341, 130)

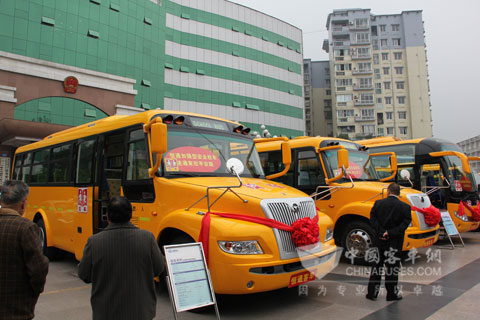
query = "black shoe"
(386, 295, 403, 301)
(365, 294, 377, 301)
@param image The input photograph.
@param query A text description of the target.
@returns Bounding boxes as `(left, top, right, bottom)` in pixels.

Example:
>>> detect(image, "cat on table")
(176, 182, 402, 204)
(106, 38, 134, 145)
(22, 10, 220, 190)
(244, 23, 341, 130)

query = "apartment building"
(458, 135, 480, 173)
(319, 8, 432, 140)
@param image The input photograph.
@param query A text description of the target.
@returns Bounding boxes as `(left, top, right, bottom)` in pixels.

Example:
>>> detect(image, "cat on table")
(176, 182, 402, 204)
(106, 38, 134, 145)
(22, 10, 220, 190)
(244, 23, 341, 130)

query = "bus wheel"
(342, 221, 375, 265)
(36, 218, 57, 260)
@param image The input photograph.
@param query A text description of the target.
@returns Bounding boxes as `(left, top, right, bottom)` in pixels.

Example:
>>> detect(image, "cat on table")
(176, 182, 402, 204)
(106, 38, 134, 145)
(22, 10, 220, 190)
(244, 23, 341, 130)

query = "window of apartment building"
(325, 111, 332, 120)
(385, 97, 392, 104)
(374, 69, 381, 79)
(359, 77, 372, 88)
(398, 111, 407, 119)
(324, 100, 332, 108)
(399, 127, 408, 135)
(304, 73, 310, 81)
(337, 109, 354, 118)
(361, 108, 375, 118)
(335, 64, 352, 71)
(326, 79, 331, 86)
(326, 89, 331, 95)
(339, 126, 355, 133)
(384, 81, 391, 90)
(397, 96, 406, 104)
(355, 18, 369, 28)
(386, 112, 393, 120)
(391, 24, 400, 32)
(337, 94, 353, 102)
(395, 66, 403, 75)
(396, 81, 405, 89)
(393, 38, 401, 46)
(381, 39, 388, 47)
(304, 86, 310, 94)
(355, 32, 370, 43)
(373, 54, 379, 65)
(359, 93, 374, 104)
(381, 52, 389, 61)
(394, 52, 403, 60)
(378, 127, 384, 135)
(387, 127, 394, 135)
(383, 67, 390, 75)
(372, 39, 379, 50)
(357, 47, 370, 57)
(375, 83, 382, 94)
(336, 78, 353, 86)
(371, 25, 378, 36)
(357, 62, 372, 72)
(334, 49, 348, 57)
(380, 24, 386, 32)
(362, 125, 376, 134)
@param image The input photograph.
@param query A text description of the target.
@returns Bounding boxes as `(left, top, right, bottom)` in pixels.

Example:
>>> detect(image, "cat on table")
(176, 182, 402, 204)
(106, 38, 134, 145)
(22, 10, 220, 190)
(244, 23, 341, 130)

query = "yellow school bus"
(256, 136, 440, 263)
(358, 137, 480, 233)
(12, 110, 338, 294)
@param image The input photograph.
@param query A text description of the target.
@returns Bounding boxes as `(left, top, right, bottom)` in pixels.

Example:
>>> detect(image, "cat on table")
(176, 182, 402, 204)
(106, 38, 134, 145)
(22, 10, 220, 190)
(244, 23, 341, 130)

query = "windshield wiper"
(167, 172, 202, 177)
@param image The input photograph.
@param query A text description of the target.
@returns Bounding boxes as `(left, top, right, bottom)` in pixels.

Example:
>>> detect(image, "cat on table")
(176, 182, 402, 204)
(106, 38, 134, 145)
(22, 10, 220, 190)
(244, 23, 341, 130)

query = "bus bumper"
(404, 227, 440, 250)
(209, 243, 339, 294)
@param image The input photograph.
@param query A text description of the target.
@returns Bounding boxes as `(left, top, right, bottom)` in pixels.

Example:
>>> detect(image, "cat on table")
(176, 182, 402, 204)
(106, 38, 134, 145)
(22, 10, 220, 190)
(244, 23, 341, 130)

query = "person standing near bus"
(78, 196, 165, 320)
(366, 182, 411, 301)
(0, 180, 49, 319)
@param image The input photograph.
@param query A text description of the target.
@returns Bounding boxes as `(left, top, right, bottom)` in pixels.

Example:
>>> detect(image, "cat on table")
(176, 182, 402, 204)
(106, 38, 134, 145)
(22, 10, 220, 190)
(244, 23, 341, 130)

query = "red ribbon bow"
(198, 212, 320, 263)
(460, 201, 480, 222)
(411, 205, 441, 227)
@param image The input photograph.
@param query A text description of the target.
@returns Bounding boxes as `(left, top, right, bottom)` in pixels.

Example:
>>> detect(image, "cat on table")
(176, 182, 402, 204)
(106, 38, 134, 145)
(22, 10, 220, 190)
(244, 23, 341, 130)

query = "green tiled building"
(0, 0, 305, 177)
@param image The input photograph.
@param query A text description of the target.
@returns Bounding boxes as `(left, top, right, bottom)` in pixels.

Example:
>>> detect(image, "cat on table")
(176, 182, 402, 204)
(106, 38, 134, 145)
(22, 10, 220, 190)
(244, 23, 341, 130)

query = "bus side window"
(76, 139, 95, 184)
(259, 150, 293, 186)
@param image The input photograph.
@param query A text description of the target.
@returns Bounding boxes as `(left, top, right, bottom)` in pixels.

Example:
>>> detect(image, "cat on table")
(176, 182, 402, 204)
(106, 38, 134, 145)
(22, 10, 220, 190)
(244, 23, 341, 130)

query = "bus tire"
(341, 221, 375, 265)
(36, 218, 57, 260)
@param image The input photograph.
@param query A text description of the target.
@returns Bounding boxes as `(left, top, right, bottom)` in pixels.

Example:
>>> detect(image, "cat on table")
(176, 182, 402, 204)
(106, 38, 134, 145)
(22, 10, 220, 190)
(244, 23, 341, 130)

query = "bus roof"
(358, 137, 424, 147)
(15, 110, 242, 154)
(256, 136, 360, 151)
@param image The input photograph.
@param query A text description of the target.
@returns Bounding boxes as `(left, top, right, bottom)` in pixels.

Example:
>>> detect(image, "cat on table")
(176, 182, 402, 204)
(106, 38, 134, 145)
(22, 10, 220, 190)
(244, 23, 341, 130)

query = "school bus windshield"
(323, 149, 380, 181)
(444, 155, 477, 193)
(162, 128, 264, 178)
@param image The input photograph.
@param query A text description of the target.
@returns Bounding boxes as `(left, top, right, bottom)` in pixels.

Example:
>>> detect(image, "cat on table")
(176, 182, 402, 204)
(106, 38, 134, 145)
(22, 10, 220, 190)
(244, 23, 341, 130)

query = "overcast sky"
(232, 0, 479, 143)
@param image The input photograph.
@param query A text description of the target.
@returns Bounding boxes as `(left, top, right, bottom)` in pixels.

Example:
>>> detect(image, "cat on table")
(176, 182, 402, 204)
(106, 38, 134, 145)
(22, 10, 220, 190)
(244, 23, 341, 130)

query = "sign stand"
(437, 210, 464, 250)
(164, 242, 221, 320)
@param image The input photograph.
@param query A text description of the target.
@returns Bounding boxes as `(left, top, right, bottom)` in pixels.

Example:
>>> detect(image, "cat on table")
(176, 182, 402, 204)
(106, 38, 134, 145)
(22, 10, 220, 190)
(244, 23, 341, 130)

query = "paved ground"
(34, 232, 480, 319)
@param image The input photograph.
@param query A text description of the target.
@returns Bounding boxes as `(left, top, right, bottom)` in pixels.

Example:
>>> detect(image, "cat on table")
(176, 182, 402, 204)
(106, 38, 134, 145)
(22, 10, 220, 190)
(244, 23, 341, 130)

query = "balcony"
(351, 54, 372, 60)
(354, 100, 375, 106)
(355, 116, 375, 122)
(332, 26, 349, 35)
(353, 85, 373, 91)
(352, 69, 372, 75)
(350, 39, 371, 46)
(349, 24, 369, 31)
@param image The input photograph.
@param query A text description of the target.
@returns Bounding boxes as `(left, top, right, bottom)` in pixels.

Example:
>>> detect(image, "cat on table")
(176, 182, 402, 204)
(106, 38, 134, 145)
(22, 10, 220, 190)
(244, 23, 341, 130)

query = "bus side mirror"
(149, 122, 167, 177)
(265, 141, 292, 180)
(337, 148, 348, 169)
(150, 122, 167, 154)
(281, 141, 291, 167)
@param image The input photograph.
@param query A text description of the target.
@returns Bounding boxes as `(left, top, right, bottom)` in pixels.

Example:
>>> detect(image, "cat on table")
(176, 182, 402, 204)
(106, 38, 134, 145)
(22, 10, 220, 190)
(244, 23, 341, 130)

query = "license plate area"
(288, 270, 316, 288)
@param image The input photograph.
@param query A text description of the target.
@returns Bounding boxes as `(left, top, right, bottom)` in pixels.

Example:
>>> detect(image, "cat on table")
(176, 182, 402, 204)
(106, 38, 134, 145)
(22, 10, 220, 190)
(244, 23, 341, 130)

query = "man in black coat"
(366, 182, 412, 301)
(78, 196, 165, 320)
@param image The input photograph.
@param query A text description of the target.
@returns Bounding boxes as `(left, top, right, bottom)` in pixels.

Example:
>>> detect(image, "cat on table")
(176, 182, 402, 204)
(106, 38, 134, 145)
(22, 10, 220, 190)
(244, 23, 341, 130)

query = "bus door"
(419, 162, 447, 209)
(93, 131, 126, 233)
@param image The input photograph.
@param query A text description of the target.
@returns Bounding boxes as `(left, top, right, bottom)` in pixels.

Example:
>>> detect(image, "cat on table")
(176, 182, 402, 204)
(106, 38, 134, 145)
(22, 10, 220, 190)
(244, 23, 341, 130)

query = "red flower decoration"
(291, 217, 320, 247)
(411, 205, 441, 227)
(461, 201, 480, 222)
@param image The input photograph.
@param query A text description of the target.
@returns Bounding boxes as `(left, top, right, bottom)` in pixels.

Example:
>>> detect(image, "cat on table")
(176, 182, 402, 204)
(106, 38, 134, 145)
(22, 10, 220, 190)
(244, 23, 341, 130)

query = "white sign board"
(440, 210, 459, 236)
(164, 243, 215, 312)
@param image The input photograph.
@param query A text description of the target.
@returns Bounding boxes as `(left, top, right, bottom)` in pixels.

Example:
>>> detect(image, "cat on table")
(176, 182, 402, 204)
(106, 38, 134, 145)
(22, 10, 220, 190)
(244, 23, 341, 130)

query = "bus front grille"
(261, 198, 322, 260)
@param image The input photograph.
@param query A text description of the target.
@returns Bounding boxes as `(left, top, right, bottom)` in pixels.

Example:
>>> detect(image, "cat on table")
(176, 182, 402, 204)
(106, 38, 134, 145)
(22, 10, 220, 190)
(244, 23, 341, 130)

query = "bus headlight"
(454, 211, 469, 222)
(325, 228, 333, 242)
(218, 241, 264, 255)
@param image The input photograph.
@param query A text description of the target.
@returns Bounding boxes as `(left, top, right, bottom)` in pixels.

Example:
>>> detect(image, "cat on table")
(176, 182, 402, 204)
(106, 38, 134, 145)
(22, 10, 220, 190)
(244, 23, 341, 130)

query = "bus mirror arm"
(312, 170, 354, 201)
(429, 151, 471, 174)
(144, 118, 168, 178)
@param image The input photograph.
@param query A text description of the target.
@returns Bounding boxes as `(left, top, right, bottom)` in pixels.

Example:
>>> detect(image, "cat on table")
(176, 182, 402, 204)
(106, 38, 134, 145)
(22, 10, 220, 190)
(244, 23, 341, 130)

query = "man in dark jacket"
(366, 182, 411, 301)
(78, 196, 165, 320)
(0, 180, 49, 319)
